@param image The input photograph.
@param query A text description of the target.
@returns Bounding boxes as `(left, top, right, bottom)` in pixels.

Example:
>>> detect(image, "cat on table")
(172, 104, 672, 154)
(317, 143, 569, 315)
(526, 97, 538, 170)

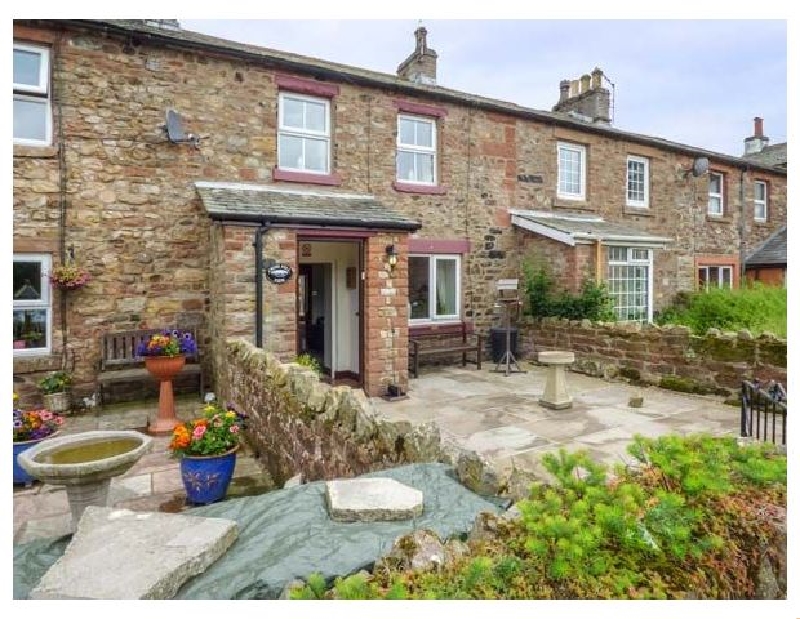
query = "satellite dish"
(165, 109, 187, 143)
(691, 157, 709, 177)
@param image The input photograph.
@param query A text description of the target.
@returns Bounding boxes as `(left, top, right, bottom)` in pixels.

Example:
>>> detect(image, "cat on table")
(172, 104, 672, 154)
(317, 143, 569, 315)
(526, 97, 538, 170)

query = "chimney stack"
(744, 116, 770, 155)
(397, 25, 438, 85)
(552, 66, 611, 125)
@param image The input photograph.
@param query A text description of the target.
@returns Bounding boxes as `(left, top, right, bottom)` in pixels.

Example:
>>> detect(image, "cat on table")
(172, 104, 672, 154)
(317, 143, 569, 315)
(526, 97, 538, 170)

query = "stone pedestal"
(66, 479, 111, 531)
(538, 351, 575, 410)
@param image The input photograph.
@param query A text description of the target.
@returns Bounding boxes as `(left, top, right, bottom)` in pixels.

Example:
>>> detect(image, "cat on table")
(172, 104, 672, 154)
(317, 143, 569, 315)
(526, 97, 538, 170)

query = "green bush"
(289, 434, 785, 600)
(294, 353, 322, 374)
(657, 283, 786, 337)
(522, 260, 615, 322)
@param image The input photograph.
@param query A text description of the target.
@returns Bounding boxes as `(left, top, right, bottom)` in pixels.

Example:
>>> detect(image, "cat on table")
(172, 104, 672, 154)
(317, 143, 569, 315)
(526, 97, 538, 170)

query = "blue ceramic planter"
(13, 438, 42, 485)
(180, 448, 237, 505)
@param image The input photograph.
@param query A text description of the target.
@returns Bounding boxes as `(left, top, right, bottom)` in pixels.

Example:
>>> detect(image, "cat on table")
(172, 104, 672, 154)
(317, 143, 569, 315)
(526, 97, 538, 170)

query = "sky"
(180, 18, 787, 157)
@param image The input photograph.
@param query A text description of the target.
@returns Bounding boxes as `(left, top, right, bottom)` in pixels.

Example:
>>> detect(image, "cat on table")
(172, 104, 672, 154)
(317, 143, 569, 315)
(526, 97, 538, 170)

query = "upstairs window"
(557, 142, 586, 200)
(754, 181, 768, 222)
(277, 92, 330, 174)
(396, 115, 437, 185)
(13, 254, 52, 355)
(626, 155, 649, 208)
(707, 172, 724, 216)
(13, 42, 51, 146)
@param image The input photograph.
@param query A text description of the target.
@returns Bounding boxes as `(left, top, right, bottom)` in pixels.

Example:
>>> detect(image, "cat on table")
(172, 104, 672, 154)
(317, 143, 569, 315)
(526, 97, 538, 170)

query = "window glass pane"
(409, 257, 430, 320)
(281, 97, 304, 129)
(415, 120, 433, 148)
(13, 261, 43, 300)
(278, 134, 304, 169)
(708, 196, 722, 214)
(721, 268, 732, 289)
(559, 147, 582, 195)
(14, 49, 42, 87)
(13, 308, 47, 349)
(304, 137, 328, 172)
(755, 203, 766, 220)
(698, 267, 708, 289)
(631, 249, 649, 261)
(435, 259, 457, 317)
(397, 150, 415, 181)
(755, 182, 766, 201)
(607, 254, 649, 323)
(415, 152, 434, 183)
(304, 100, 326, 133)
(398, 118, 415, 145)
(709, 174, 721, 194)
(13, 98, 47, 142)
(608, 247, 627, 262)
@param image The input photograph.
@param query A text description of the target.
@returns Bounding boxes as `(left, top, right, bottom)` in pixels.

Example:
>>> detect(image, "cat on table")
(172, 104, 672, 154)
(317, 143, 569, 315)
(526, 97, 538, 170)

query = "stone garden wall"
(519, 317, 787, 395)
(215, 339, 448, 487)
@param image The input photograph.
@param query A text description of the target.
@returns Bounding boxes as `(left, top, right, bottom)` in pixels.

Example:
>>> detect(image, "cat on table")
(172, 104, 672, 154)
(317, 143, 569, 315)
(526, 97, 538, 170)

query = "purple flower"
(13, 419, 22, 429)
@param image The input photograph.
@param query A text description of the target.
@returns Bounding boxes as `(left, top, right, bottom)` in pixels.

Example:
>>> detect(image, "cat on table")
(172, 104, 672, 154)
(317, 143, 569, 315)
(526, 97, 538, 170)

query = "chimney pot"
(590, 67, 603, 90)
(754, 116, 764, 138)
(570, 79, 580, 97)
(559, 80, 570, 102)
(580, 74, 591, 93)
(415, 26, 427, 53)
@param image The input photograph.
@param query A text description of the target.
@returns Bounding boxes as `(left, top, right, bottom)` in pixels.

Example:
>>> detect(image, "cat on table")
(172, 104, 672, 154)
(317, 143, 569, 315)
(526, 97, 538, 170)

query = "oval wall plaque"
(266, 263, 293, 284)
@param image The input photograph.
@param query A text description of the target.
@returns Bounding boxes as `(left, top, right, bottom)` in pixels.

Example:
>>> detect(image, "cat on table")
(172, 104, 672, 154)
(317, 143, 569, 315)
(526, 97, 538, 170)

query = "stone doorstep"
(30, 507, 239, 600)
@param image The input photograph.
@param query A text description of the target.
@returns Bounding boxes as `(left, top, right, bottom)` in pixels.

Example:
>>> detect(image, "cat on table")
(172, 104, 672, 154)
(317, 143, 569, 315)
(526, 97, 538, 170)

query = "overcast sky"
(179, 19, 787, 157)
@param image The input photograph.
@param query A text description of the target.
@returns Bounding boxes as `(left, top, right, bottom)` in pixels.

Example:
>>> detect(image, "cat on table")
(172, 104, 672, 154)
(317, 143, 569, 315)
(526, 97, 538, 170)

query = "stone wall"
(519, 317, 786, 394)
(215, 339, 446, 487)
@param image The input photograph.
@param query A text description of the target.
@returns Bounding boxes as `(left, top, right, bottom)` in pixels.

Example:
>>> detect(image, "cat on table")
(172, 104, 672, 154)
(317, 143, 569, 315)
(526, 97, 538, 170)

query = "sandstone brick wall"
(519, 317, 786, 394)
(12, 21, 787, 404)
(216, 339, 444, 486)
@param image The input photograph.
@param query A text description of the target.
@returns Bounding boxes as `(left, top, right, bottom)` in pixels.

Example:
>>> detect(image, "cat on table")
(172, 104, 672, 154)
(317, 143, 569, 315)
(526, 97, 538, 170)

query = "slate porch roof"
(510, 210, 672, 247)
(195, 182, 421, 231)
(746, 225, 787, 267)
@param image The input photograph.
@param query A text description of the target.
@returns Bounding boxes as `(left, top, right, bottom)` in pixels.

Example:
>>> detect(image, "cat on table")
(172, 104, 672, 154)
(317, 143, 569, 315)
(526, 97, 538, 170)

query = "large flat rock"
(30, 507, 238, 599)
(325, 477, 423, 522)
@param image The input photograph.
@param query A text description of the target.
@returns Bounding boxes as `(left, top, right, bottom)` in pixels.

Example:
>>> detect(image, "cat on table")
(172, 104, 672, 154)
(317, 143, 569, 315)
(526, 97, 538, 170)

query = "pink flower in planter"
(54, 417, 65, 425)
(229, 425, 240, 434)
(193, 425, 206, 439)
(39, 411, 54, 421)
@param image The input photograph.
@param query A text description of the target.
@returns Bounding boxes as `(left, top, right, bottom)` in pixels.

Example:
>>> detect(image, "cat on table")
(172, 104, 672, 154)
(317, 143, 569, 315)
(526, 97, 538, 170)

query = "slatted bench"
(96, 328, 204, 406)
(409, 322, 483, 379)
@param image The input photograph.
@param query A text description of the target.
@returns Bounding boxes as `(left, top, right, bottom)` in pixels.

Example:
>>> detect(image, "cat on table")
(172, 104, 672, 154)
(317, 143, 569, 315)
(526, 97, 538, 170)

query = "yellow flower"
(203, 404, 216, 414)
(13, 392, 19, 402)
(225, 411, 236, 419)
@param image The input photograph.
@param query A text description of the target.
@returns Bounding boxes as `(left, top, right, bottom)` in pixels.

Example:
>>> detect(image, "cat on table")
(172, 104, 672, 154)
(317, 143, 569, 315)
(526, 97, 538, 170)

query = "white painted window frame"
(707, 172, 724, 216)
(557, 142, 586, 200)
(409, 254, 461, 324)
(13, 253, 52, 357)
(625, 155, 649, 208)
(607, 246, 653, 323)
(396, 114, 437, 185)
(698, 265, 733, 290)
(277, 92, 331, 174)
(13, 42, 52, 146)
(754, 181, 768, 222)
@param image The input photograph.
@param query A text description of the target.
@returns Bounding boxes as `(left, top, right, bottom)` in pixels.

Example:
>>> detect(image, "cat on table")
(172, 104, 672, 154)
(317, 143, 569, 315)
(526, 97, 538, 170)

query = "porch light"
(385, 244, 398, 269)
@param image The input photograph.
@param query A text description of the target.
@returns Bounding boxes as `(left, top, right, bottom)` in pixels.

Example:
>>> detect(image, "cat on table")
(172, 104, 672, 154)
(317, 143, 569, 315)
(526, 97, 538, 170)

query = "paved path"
(371, 363, 740, 480)
(13, 398, 273, 545)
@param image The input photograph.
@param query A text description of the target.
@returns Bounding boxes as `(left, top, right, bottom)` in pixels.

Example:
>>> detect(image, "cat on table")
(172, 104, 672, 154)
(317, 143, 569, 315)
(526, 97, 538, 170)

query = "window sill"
(753, 219, 771, 227)
(272, 167, 342, 186)
(393, 181, 447, 195)
(552, 197, 594, 211)
(14, 144, 58, 158)
(706, 214, 732, 223)
(623, 206, 653, 217)
(13, 353, 61, 374)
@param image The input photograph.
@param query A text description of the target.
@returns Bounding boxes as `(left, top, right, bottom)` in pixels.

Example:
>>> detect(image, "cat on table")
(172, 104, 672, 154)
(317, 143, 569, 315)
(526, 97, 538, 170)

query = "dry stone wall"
(520, 317, 786, 395)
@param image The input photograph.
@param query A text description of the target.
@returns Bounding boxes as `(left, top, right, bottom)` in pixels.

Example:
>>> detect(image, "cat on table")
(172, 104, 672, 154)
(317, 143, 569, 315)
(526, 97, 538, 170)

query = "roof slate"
(744, 143, 787, 168)
(43, 19, 785, 176)
(746, 225, 787, 266)
(510, 210, 672, 246)
(195, 182, 421, 231)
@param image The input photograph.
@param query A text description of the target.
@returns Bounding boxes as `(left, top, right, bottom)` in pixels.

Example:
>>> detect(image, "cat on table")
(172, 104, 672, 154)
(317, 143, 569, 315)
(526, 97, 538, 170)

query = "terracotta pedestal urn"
(145, 355, 185, 435)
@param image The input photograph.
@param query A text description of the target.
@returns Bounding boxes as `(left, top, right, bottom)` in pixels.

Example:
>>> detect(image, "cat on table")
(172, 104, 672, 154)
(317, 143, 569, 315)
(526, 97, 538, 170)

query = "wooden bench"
(409, 322, 483, 379)
(96, 328, 204, 405)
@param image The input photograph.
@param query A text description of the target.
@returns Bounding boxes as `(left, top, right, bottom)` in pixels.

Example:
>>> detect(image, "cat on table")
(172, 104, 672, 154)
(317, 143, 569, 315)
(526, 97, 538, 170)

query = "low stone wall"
(519, 317, 787, 395)
(216, 339, 450, 487)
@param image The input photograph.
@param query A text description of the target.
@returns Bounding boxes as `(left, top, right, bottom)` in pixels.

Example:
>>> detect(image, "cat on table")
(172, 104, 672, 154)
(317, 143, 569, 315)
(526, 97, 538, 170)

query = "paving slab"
(30, 506, 238, 599)
(325, 477, 423, 522)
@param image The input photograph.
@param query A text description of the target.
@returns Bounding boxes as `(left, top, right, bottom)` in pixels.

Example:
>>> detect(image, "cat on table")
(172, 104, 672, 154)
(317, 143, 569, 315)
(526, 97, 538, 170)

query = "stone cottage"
(12, 19, 787, 401)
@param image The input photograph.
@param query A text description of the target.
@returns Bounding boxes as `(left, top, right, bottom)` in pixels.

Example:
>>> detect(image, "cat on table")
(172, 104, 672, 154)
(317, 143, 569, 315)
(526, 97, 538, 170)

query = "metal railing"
(741, 380, 787, 446)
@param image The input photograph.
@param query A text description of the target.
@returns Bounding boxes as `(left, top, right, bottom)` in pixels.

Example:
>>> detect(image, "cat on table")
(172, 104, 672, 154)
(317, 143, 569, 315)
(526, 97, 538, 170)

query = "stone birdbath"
(17, 430, 153, 531)
(538, 350, 575, 410)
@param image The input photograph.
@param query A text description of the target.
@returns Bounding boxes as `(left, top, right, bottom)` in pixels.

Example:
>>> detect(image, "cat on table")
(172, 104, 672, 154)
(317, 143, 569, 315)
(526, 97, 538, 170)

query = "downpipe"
(253, 221, 271, 348)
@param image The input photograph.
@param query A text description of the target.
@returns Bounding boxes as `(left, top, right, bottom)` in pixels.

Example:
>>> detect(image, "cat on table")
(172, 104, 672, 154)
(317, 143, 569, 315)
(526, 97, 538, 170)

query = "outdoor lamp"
(385, 244, 398, 269)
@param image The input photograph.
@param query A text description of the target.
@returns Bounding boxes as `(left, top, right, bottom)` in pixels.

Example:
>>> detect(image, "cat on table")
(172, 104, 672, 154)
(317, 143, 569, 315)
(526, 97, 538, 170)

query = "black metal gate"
(741, 380, 787, 446)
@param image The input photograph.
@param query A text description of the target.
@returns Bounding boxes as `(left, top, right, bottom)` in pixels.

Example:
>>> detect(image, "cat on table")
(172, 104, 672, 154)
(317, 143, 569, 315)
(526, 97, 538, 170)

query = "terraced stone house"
(12, 19, 787, 401)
